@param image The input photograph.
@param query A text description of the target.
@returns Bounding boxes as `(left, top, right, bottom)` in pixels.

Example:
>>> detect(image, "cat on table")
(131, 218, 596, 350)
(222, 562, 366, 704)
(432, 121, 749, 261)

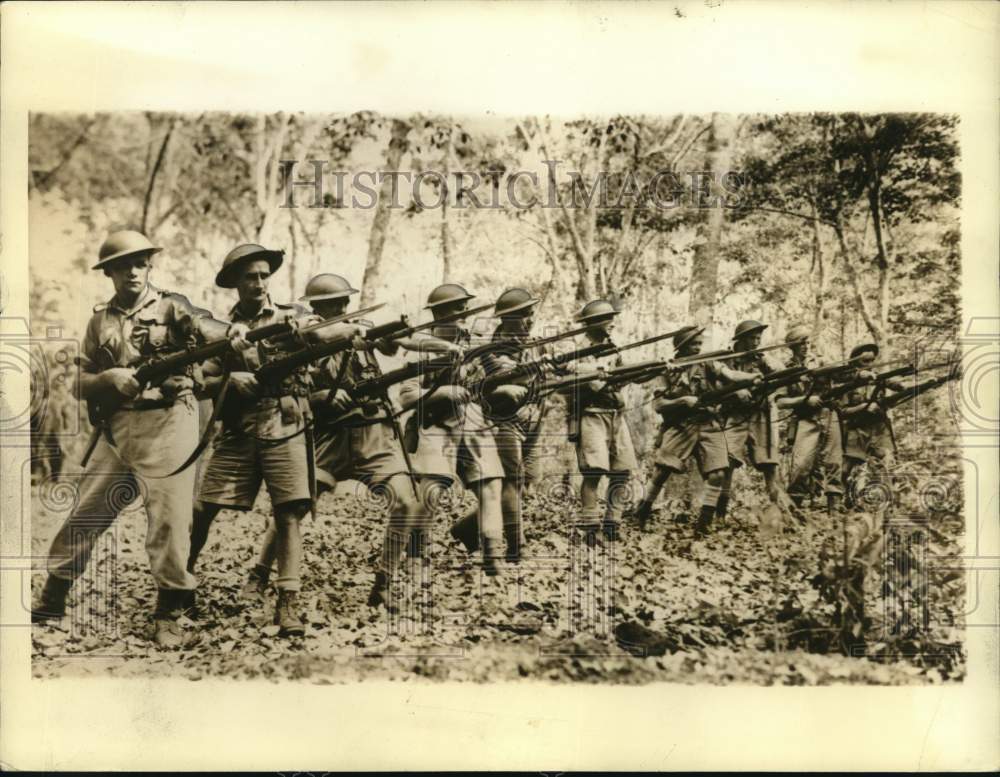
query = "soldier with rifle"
(393, 284, 509, 583)
(31, 231, 253, 647)
(562, 299, 638, 542)
(716, 320, 797, 523)
(450, 288, 546, 564)
(187, 245, 366, 637)
(632, 326, 761, 536)
(839, 342, 911, 503)
(235, 273, 456, 611)
(775, 325, 851, 512)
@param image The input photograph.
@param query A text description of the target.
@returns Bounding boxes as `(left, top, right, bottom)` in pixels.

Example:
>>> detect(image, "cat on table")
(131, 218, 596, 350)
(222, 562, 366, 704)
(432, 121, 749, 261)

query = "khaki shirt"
(81, 284, 227, 404)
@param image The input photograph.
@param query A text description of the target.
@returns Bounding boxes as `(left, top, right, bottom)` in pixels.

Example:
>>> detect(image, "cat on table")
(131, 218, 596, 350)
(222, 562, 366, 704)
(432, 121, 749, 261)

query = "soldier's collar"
(105, 284, 160, 316)
(230, 294, 277, 321)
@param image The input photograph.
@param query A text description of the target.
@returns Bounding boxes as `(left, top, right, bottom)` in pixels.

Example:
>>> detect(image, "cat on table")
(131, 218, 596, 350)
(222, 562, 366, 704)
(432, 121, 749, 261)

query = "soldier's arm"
(75, 322, 136, 401)
(167, 293, 232, 342)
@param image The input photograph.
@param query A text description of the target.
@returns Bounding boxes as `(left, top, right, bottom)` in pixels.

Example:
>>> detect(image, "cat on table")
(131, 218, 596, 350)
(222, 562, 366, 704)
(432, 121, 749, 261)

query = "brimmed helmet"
(733, 319, 767, 341)
(299, 273, 359, 302)
(425, 283, 475, 310)
(850, 342, 880, 360)
(215, 244, 284, 289)
(92, 230, 162, 271)
(785, 324, 811, 344)
(575, 299, 619, 324)
(673, 325, 705, 352)
(494, 288, 539, 317)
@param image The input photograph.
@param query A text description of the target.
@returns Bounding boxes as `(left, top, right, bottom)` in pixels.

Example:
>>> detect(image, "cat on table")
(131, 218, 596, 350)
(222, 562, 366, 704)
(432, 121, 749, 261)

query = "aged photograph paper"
(2, 1, 998, 771)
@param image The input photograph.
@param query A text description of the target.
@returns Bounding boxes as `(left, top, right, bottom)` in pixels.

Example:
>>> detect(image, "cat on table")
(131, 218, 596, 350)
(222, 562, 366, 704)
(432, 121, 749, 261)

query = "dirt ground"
(29, 459, 965, 685)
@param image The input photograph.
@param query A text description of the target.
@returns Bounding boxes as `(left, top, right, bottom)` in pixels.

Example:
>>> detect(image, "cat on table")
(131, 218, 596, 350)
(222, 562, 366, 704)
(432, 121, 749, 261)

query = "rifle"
(255, 302, 493, 386)
(879, 366, 959, 412)
(77, 306, 379, 466)
(477, 340, 616, 394)
(352, 355, 457, 400)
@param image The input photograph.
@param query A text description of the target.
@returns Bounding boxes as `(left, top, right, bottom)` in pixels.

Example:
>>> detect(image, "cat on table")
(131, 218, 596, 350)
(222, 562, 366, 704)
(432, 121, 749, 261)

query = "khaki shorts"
(724, 405, 779, 469)
(493, 420, 542, 487)
(789, 411, 844, 496)
(653, 420, 728, 475)
(198, 398, 312, 510)
(844, 422, 893, 463)
(314, 420, 408, 490)
(576, 410, 637, 475)
(405, 402, 504, 486)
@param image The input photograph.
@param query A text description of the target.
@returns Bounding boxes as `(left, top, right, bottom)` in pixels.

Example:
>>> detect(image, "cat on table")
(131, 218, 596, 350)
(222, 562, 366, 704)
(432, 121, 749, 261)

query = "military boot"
(240, 564, 271, 601)
(694, 504, 715, 538)
(481, 537, 501, 577)
(31, 575, 72, 623)
(448, 509, 480, 554)
(632, 499, 654, 531)
(274, 590, 305, 638)
(503, 523, 524, 564)
(715, 494, 730, 520)
(153, 589, 186, 649)
(367, 570, 398, 613)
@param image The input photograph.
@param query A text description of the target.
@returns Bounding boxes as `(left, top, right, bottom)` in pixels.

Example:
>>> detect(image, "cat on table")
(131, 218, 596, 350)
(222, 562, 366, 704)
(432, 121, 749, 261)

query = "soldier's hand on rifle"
(734, 388, 753, 403)
(866, 401, 881, 414)
(680, 395, 699, 408)
(160, 374, 194, 399)
(493, 385, 529, 405)
(373, 337, 401, 356)
(858, 370, 876, 381)
(328, 388, 354, 414)
(102, 367, 141, 399)
(806, 395, 824, 409)
(230, 371, 259, 398)
(226, 323, 253, 352)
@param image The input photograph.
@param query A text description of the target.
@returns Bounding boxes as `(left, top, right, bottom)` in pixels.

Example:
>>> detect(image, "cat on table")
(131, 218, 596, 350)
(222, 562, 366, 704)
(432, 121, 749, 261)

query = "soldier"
(775, 325, 844, 511)
(186, 245, 364, 637)
(237, 274, 453, 609)
(717, 319, 791, 521)
(31, 230, 250, 647)
(565, 299, 637, 541)
(839, 342, 907, 504)
(632, 326, 758, 536)
(396, 284, 507, 580)
(450, 288, 540, 564)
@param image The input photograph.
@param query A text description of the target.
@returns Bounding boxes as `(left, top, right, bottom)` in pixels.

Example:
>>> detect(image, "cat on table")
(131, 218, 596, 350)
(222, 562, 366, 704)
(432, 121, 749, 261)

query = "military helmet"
(494, 287, 539, 317)
(850, 342, 880, 360)
(215, 243, 284, 289)
(786, 324, 811, 344)
(673, 325, 705, 353)
(733, 319, 768, 341)
(575, 299, 619, 324)
(425, 283, 475, 309)
(298, 273, 359, 302)
(92, 230, 163, 270)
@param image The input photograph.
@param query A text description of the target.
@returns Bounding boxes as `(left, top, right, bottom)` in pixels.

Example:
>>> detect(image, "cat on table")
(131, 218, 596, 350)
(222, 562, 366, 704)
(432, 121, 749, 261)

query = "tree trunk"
(360, 119, 410, 305)
(687, 113, 735, 329)
(440, 127, 454, 281)
(810, 197, 827, 340)
(141, 117, 176, 236)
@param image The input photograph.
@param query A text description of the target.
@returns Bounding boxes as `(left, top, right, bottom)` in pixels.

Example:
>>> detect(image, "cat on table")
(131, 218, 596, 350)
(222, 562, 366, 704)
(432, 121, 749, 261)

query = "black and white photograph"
(1, 1, 997, 772)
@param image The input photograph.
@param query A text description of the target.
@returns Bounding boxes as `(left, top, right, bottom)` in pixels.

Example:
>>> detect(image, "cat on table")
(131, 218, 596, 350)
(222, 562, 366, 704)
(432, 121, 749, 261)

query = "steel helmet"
(299, 273, 359, 302)
(785, 324, 811, 344)
(850, 342, 880, 360)
(92, 230, 163, 270)
(733, 319, 768, 341)
(425, 283, 475, 309)
(673, 325, 705, 353)
(575, 299, 619, 324)
(494, 288, 539, 317)
(215, 244, 284, 289)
